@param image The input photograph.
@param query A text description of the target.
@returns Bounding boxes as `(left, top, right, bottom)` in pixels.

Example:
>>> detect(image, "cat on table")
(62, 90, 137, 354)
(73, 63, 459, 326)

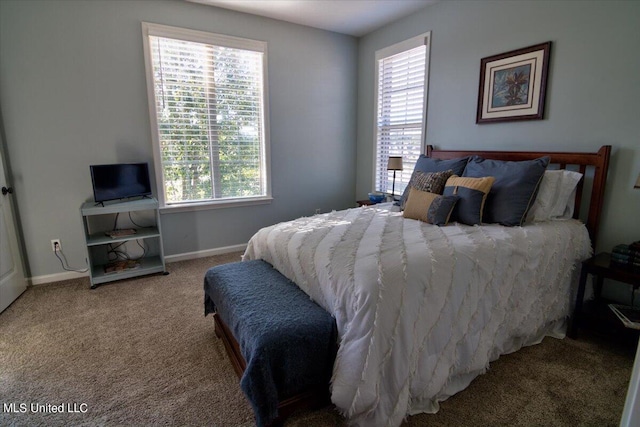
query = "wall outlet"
(51, 239, 61, 252)
(315, 208, 321, 214)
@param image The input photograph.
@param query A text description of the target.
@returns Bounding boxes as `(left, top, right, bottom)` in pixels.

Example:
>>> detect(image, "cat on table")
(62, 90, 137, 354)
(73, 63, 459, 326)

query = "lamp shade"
(387, 156, 403, 171)
(635, 173, 640, 189)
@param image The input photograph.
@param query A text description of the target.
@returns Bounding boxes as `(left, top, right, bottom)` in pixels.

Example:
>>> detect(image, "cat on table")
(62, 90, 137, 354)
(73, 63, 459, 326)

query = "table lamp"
(387, 156, 403, 199)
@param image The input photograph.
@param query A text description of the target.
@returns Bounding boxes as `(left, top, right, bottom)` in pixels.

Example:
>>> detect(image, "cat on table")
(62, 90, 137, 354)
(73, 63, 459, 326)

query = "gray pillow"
(463, 156, 549, 226)
(400, 155, 469, 208)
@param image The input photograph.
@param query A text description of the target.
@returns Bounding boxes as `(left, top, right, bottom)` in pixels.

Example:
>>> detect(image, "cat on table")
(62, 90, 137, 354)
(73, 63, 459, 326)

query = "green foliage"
(152, 38, 264, 203)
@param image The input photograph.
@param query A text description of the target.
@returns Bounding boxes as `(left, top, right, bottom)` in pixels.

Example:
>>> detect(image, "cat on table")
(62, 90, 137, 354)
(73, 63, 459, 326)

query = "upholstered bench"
(204, 260, 337, 427)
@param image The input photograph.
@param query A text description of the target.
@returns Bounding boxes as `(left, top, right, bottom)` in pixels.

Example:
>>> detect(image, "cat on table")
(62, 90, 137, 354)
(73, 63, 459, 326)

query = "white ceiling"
(186, 0, 437, 37)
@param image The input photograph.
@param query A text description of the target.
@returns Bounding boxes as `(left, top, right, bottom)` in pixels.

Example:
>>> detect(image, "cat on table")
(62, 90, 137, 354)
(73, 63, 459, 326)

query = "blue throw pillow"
(400, 155, 469, 208)
(427, 195, 460, 226)
(463, 156, 549, 226)
(443, 176, 495, 226)
(402, 188, 459, 226)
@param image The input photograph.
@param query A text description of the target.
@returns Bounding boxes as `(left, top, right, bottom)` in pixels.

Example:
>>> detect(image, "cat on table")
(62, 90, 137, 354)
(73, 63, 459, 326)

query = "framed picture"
(476, 42, 551, 124)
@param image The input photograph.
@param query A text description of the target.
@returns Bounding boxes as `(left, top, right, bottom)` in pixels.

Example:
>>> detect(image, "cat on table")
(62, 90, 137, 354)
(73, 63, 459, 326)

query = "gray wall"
(2, 0, 640, 280)
(0, 0, 357, 278)
(356, 0, 640, 254)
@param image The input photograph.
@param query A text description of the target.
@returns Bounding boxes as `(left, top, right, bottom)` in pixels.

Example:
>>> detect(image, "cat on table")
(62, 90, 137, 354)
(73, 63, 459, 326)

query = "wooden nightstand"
(569, 252, 640, 338)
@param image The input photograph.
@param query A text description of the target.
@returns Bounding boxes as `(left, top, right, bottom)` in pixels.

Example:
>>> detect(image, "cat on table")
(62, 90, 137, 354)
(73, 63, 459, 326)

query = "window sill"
(159, 196, 273, 214)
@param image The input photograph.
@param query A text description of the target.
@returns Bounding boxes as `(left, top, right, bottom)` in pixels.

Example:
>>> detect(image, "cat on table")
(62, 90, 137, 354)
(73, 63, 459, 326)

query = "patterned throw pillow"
(403, 188, 459, 226)
(401, 169, 454, 210)
(399, 156, 469, 208)
(443, 175, 495, 225)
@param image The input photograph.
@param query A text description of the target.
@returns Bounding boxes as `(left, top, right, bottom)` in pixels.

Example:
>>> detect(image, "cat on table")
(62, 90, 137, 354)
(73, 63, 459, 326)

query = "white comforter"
(243, 204, 591, 426)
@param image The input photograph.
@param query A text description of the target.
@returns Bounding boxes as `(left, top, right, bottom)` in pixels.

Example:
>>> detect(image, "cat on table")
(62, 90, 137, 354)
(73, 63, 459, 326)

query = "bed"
(240, 145, 611, 426)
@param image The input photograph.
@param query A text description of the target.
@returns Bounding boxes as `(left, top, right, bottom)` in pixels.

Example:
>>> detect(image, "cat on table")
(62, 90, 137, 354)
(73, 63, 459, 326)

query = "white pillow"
(549, 170, 583, 218)
(527, 170, 583, 222)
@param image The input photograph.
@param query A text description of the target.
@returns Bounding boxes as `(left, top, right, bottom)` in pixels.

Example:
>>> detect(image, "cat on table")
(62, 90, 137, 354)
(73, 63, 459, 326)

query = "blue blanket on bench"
(204, 260, 337, 426)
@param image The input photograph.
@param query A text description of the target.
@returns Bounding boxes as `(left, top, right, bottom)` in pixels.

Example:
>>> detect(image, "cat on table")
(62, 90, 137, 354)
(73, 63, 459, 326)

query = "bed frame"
(214, 145, 611, 426)
(427, 145, 611, 249)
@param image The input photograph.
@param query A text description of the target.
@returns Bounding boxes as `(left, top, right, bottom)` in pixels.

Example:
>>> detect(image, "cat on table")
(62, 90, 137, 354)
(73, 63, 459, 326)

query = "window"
(142, 23, 270, 209)
(373, 32, 431, 196)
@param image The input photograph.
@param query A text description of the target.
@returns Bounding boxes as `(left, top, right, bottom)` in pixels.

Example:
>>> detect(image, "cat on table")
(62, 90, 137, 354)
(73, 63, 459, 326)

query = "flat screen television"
(90, 163, 152, 203)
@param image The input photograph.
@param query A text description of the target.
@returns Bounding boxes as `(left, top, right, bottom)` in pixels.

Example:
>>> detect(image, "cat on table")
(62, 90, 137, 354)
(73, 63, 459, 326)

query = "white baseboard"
(29, 243, 247, 286)
(164, 243, 246, 263)
(29, 270, 89, 286)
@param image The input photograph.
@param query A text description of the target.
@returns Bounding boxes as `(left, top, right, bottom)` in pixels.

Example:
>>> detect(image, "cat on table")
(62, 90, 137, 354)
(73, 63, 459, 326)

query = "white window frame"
(141, 22, 272, 212)
(372, 32, 431, 196)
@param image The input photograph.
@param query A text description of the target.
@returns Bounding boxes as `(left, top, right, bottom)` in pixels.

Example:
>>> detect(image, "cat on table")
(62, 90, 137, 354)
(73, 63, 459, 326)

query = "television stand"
(93, 195, 153, 207)
(81, 197, 166, 288)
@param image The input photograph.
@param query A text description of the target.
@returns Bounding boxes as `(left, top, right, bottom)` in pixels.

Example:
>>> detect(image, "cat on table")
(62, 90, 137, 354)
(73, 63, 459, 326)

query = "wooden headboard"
(426, 145, 611, 249)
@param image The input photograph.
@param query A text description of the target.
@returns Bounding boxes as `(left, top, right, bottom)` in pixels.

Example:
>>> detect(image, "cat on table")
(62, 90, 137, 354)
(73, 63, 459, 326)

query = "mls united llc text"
(3, 402, 88, 414)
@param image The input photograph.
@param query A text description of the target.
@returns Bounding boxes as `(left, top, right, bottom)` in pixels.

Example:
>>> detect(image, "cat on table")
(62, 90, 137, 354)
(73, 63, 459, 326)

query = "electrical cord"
(134, 239, 147, 260)
(112, 211, 150, 230)
(107, 242, 129, 261)
(108, 211, 149, 262)
(128, 211, 148, 228)
(113, 212, 120, 231)
(54, 244, 89, 273)
(107, 240, 147, 262)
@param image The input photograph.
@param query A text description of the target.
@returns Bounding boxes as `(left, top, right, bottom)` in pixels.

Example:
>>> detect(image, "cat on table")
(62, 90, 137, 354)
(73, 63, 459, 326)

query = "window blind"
(374, 37, 429, 196)
(145, 27, 268, 206)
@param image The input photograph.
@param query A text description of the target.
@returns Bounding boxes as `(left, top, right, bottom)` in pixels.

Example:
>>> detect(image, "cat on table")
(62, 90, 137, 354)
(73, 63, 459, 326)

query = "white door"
(0, 147, 26, 313)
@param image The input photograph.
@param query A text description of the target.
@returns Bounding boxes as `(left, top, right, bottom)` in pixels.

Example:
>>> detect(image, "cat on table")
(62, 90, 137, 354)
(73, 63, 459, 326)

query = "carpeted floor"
(0, 252, 635, 426)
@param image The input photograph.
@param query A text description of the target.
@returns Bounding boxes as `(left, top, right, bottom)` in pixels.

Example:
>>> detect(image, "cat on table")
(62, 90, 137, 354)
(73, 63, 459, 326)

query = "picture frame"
(476, 42, 551, 124)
